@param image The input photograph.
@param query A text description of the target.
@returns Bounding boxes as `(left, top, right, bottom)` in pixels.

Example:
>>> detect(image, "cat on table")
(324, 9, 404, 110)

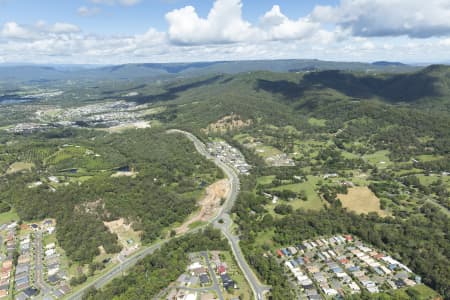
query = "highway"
(67, 130, 270, 300)
(169, 130, 271, 300)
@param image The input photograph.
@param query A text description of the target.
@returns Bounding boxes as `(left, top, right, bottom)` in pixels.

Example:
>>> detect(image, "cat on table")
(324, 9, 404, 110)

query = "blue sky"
(0, 0, 449, 64)
(0, 0, 337, 33)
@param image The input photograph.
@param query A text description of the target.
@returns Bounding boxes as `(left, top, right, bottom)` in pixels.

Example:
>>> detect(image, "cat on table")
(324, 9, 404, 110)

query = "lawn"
(416, 154, 444, 162)
(43, 232, 58, 246)
(0, 209, 20, 224)
(390, 284, 440, 299)
(307, 117, 327, 127)
(257, 175, 275, 185)
(254, 229, 275, 248)
(255, 145, 283, 159)
(363, 150, 392, 168)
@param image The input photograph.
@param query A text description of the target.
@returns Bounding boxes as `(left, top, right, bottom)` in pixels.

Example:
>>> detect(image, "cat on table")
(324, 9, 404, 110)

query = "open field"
(234, 133, 285, 160)
(100, 121, 151, 133)
(271, 176, 322, 201)
(291, 139, 328, 159)
(6, 162, 34, 174)
(266, 176, 324, 211)
(337, 187, 389, 217)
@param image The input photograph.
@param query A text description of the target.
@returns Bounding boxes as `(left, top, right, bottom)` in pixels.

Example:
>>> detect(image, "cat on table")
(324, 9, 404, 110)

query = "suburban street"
(34, 231, 56, 299)
(67, 130, 270, 300)
(201, 251, 224, 300)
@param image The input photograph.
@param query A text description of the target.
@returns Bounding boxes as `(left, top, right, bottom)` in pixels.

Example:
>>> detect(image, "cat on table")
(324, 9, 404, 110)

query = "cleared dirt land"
(111, 171, 139, 178)
(204, 115, 252, 133)
(175, 179, 230, 235)
(104, 218, 142, 248)
(337, 186, 389, 217)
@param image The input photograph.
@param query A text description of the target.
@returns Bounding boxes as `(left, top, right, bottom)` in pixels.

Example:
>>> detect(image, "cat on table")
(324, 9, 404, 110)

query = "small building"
(46, 243, 56, 250)
(217, 265, 226, 275)
(344, 235, 353, 242)
(48, 275, 60, 284)
(220, 274, 235, 289)
(45, 249, 56, 257)
(199, 274, 210, 285)
(192, 267, 207, 276)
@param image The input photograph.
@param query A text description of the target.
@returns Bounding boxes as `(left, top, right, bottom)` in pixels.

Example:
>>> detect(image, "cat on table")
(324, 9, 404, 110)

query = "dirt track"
(175, 179, 230, 234)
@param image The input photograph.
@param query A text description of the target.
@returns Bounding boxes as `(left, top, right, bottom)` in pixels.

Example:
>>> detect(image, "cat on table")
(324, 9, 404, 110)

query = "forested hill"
(129, 64, 450, 129)
(0, 59, 419, 82)
(136, 64, 449, 165)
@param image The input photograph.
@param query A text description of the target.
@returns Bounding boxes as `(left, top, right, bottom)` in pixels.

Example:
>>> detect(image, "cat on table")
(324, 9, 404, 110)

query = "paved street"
(201, 251, 224, 300)
(34, 231, 56, 299)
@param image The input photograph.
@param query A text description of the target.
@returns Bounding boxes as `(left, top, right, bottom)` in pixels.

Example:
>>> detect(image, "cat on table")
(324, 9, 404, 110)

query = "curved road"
(67, 130, 269, 300)
(170, 130, 270, 300)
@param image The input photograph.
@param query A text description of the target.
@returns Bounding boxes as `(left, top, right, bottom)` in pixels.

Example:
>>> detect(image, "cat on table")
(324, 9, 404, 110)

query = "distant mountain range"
(0, 59, 421, 82)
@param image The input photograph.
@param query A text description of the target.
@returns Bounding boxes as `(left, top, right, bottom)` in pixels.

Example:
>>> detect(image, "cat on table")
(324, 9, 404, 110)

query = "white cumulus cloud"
(166, 0, 257, 45)
(260, 5, 323, 40)
(1, 22, 32, 39)
(165, 0, 331, 45)
(311, 0, 450, 38)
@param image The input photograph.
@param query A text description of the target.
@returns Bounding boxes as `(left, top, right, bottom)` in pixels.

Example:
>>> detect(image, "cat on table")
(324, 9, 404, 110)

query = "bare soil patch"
(337, 186, 389, 217)
(111, 171, 139, 178)
(104, 218, 142, 249)
(204, 115, 252, 133)
(102, 121, 151, 133)
(175, 179, 230, 235)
